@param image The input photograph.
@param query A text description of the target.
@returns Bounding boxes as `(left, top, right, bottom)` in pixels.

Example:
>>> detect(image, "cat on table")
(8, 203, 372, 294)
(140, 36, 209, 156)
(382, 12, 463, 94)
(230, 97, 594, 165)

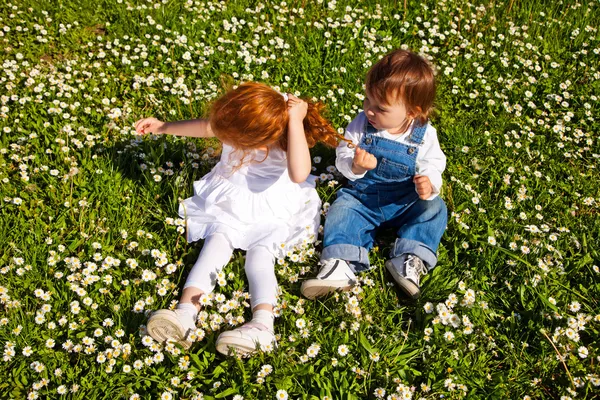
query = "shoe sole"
(300, 279, 353, 300)
(215, 331, 260, 356)
(147, 310, 193, 350)
(385, 260, 421, 299)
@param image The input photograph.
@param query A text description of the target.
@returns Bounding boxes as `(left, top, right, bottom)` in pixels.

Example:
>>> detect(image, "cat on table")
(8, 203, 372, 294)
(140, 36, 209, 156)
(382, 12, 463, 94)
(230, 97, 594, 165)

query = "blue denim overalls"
(321, 120, 447, 272)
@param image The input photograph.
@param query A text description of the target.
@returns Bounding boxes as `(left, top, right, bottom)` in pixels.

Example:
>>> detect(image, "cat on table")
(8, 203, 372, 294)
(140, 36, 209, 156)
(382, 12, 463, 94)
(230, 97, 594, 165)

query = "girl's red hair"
(209, 82, 340, 159)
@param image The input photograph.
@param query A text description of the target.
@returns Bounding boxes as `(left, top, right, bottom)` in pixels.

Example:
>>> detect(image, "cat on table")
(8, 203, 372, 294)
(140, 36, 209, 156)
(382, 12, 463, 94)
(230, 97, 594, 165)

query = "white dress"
(179, 144, 321, 256)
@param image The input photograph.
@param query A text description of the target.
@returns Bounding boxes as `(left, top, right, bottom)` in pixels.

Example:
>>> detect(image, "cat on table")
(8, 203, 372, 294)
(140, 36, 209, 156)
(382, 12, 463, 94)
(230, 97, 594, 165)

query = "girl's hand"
(352, 146, 377, 174)
(286, 94, 308, 123)
(414, 175, 433, 199)
(135, 117, 166, 135)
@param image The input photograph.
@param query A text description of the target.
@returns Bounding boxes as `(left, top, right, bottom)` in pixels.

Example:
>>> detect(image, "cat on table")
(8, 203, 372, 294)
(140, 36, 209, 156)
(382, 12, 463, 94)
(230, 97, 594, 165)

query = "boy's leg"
(389, 196, 447, 268)
(147, 233, 234, 349)
(322, 189, 380, 269)
(216, 246, 277, 356)
(301, 189, 379, 299)
(385, 197, 447, 298)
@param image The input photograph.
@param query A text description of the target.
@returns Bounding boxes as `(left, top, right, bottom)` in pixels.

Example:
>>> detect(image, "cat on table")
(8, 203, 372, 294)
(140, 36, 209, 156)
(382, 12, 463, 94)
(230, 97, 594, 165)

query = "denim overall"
(321, 121, 447, 272)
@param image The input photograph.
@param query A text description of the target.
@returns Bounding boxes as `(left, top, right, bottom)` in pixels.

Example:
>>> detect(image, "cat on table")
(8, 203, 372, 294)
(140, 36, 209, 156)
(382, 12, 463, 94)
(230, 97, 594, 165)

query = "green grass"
(0, 0, 599, 399)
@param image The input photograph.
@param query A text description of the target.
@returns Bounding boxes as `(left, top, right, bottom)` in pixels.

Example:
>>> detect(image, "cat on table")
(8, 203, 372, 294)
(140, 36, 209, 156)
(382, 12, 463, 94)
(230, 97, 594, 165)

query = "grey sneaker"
(300, 259, 357, 300)
(385, 254, 428, 299)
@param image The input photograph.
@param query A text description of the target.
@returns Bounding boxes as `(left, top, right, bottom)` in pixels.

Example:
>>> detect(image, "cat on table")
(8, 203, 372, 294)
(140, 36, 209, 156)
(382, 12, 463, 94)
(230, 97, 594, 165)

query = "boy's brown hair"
(366, 49, 436, 126)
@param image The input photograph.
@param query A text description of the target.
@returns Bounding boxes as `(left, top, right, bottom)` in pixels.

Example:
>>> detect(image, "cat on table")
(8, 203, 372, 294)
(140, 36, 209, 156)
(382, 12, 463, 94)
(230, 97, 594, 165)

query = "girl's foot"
(215, 322, 276, 356)
(146, 309, 197, 350)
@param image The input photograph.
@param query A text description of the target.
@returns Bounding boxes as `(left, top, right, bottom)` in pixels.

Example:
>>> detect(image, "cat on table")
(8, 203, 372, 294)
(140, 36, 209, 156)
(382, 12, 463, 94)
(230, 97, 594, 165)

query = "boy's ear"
(410, 106, 423, 117)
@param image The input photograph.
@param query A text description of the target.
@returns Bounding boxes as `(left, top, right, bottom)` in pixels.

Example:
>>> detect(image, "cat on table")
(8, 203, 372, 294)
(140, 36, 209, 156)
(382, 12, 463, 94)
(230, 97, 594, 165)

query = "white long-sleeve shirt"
(335, 112, 446, 200)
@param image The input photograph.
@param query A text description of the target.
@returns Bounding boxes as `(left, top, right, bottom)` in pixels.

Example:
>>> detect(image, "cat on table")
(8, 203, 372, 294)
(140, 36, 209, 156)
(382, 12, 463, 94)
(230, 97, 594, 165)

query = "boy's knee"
(418, 197, 447, 221)
(326, 197, 363, 225)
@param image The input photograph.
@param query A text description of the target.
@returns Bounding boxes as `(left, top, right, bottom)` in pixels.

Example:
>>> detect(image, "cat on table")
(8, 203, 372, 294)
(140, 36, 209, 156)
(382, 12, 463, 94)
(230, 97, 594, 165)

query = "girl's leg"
(245, 245, 277, 311)
(147, 233, 234, 349)
(180, 233, 235, 309)
(215, 246, 278, 356)
(245, 245, 277, 333)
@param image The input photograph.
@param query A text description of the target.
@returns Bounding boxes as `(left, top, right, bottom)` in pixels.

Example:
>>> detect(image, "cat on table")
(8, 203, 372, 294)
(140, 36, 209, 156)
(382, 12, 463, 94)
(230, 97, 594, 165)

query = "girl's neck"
(223, 142, 268, 152)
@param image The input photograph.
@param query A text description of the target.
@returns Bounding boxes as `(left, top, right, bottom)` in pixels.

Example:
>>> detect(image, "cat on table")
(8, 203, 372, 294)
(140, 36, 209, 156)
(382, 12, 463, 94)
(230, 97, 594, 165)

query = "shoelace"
(405, 255, 428, 278)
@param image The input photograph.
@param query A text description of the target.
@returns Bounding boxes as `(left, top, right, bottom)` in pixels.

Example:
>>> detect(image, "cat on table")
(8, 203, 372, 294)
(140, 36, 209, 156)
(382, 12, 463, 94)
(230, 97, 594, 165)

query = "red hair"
(366, 49, 436, 125)
(209, 82, 340, 160)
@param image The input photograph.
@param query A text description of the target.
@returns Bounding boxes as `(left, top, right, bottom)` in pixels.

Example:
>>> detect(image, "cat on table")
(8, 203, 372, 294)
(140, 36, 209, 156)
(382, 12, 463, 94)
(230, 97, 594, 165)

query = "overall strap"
(409, 122, 428, 145)
(365, 118, 378, 135)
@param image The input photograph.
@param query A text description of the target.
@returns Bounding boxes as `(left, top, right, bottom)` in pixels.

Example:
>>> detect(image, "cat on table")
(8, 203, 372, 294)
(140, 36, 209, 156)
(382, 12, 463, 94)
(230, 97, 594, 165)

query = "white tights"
(183, 233, 278, 309)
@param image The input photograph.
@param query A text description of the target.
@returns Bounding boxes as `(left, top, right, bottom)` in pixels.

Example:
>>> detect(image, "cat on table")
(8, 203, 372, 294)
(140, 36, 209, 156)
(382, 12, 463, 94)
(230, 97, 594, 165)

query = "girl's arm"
(135, 117, 215, 138)
(286, 95, 312, 183)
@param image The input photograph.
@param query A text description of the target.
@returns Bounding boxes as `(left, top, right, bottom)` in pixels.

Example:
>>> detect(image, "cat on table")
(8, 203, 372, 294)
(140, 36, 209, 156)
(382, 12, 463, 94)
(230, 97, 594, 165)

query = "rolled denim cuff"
(391, 238, 437, 270)
(321, 244, 371, 272)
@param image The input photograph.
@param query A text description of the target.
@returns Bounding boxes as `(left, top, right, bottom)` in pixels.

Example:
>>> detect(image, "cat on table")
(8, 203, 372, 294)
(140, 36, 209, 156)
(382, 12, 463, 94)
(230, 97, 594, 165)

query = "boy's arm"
(415, 126, 446, 200)
(135, 118, 215, 138)
(336, 114, 368, 181)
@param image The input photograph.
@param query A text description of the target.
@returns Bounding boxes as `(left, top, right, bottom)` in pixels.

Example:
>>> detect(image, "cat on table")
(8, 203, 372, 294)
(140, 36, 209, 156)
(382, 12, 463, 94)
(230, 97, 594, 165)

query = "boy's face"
(363, 90, 410, 134)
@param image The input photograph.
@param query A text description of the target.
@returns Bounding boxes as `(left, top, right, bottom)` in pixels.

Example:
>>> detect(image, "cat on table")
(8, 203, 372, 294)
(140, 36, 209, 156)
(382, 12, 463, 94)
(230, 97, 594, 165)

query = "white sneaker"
(385, 254, 428, 299)
(146, 309, 196, 350)
(300, 259, 357, 300)
(215, 322, 276, 356)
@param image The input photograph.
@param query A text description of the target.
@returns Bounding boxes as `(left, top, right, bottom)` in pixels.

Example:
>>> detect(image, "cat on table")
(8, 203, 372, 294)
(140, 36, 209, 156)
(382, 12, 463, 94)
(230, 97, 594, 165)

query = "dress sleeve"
(335, 113, 368, 181)
(415, 125, 446, 200)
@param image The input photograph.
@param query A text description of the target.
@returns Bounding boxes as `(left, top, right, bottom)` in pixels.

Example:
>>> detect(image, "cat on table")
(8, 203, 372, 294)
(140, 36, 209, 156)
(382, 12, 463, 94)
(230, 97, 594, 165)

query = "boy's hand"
(352, 146, 377, 174)
(286, 94, 308, 124)
(414, 174, 433, 199)
(135, 117, 166, 135)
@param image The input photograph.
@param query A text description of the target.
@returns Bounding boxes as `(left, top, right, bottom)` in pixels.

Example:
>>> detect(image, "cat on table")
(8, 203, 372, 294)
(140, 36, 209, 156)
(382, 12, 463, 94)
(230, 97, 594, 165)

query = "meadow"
(0, 0, 599, 398)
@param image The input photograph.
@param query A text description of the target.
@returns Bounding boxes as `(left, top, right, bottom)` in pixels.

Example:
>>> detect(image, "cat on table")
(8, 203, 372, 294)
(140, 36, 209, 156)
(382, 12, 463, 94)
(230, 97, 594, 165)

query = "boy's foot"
(300, 258, 356, 300)
(385, 254, 428, 299)
(215, 322, 276, 356)
(146, 309, 196, 350)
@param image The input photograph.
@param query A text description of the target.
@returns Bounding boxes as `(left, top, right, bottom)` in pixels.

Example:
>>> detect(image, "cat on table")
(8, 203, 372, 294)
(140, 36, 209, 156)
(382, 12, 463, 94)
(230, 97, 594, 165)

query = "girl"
(301, 49, 447, 300)
(135, 82, 339, 355)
